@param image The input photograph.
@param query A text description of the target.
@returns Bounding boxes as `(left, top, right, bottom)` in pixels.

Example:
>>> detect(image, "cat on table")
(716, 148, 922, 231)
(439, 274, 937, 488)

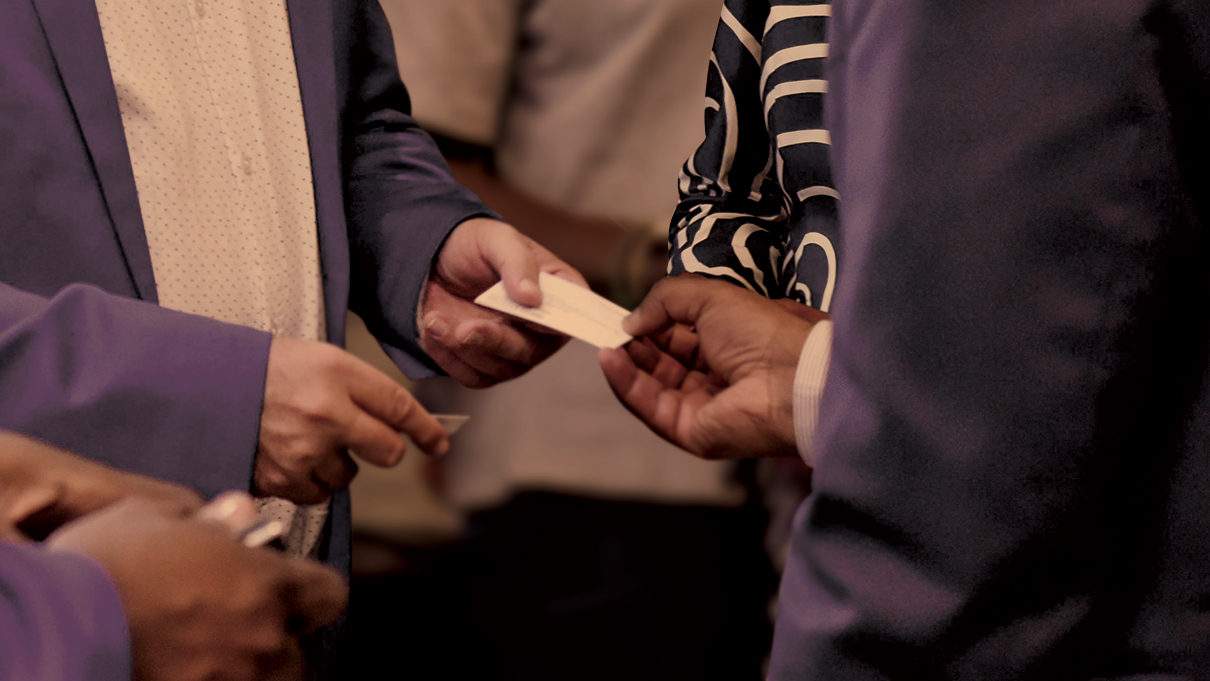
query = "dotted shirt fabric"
(95, 0, 329, 557)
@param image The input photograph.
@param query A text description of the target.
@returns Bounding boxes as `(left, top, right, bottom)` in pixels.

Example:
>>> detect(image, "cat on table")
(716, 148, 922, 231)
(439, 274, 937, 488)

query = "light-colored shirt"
(385, 0, 746, 510)
(793, 320, 832, 464)
(95, 0, 328, 556)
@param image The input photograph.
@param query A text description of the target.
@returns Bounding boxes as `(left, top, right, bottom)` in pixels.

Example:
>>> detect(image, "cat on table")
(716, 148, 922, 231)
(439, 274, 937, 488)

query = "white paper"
(241, 519, 285, 548)
(433, 414, 470, 435)
(474, 273, 633, 349)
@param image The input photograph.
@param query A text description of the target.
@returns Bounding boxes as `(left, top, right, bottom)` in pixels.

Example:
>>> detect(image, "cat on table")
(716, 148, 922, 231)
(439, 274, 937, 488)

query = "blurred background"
(335, 2, 813, 678)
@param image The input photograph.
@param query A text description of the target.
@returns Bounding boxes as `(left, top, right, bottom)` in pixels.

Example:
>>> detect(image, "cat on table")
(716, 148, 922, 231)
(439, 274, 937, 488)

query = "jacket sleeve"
(339, 0, 499, 378)
(0, 542, 130, 681)
(0, 282, 268, 498)
(670, 0, 838, 311)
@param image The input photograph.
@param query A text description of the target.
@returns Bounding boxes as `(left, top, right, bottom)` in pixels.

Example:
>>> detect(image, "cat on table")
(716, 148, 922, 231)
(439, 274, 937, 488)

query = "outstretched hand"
(0, 431, 203, 542)
(420, 217, 586, 387)
(599, 276, 820, 459)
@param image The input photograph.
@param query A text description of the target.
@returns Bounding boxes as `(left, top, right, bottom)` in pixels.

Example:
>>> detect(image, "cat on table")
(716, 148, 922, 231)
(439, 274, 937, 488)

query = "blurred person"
(357, 1, 778, 679)
(0, 430, 348, 681)
(609, 0, 1210, 678)
(0, 1, 583, 674)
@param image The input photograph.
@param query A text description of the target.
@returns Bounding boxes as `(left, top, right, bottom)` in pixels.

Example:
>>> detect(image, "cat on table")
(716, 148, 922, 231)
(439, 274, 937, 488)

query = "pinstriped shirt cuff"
(793, 320, 833, 466)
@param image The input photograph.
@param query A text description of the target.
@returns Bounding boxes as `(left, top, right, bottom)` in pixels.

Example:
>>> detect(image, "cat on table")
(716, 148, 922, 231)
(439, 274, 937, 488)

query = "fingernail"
(433, 439, 450, 457)
(425, 316, 449, 341)
(622, 313, 639, 334)
(518, 279, 541, 304)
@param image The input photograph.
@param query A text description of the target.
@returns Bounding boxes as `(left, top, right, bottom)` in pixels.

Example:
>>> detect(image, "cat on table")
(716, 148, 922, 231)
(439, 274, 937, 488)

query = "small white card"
(474, 272, 633, 349)
(433, 414, 470, 435)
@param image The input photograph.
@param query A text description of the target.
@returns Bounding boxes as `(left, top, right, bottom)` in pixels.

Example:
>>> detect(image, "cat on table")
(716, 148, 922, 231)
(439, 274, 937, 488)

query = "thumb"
(281, 558, 349, 634)
(477, 222, 543, 308)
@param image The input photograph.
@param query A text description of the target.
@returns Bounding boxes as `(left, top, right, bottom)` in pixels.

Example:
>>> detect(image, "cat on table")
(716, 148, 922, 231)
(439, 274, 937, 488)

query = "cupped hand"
(48, 496, 347, 681)
(599, 275, 819, 459)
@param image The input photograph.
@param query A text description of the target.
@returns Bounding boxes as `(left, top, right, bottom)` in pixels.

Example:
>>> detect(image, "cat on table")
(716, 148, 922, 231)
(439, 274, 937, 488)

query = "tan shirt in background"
(381, 0, 744, 510)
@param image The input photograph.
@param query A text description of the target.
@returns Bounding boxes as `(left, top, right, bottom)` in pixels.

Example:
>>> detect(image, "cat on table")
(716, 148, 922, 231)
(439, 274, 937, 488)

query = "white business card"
(474, 272, 633, 349)
(433, 414, 470, 435)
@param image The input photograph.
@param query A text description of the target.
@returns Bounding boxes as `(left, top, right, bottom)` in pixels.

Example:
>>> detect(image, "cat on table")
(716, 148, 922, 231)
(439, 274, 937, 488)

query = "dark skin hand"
(599, 275, 823, 460)
(48, 493, 348, 681)
(0, 430, 202, 542)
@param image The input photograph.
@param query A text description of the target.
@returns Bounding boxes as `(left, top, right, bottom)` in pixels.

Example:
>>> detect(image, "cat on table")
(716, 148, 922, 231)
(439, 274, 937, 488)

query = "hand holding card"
(474, 272, 633, 349)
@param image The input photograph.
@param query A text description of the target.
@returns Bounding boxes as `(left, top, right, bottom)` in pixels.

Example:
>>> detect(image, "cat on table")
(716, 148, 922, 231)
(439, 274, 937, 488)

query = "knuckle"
(383, 440, 406, 466)
(381, 387, 415, 426)
(297, 393, 340, 425)
(255, 469, 291, 496)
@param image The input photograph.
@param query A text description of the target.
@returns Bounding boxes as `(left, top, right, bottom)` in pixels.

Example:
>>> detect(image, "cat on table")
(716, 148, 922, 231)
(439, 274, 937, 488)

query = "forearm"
(0, 282, 266, 497)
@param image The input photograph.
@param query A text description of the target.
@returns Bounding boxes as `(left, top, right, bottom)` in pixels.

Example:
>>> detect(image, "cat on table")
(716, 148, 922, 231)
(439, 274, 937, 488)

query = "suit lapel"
(287, 0, 350, 342)
(28, 0, 158, 302)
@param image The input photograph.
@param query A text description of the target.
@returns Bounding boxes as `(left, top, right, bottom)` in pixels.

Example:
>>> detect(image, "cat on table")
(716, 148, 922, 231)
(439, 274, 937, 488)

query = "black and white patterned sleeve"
(669, 0, 839, 312)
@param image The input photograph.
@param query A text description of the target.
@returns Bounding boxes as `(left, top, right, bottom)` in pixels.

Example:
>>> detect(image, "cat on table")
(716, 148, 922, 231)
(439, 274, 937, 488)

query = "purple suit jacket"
(770, 1, 1210, 679)
(0, 0, 491, 635)
(0, 543, 130, 681)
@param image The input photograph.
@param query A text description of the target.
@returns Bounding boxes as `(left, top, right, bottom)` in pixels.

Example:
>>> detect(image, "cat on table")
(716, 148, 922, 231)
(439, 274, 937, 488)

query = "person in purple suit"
(606, 0, 1210, 677)
(0, 1, 582, 675)
(0, 430, 347, 681)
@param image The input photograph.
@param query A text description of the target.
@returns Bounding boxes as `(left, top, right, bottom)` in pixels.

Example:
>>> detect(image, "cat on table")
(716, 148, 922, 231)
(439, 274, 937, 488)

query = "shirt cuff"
(793, 320, 833, 466)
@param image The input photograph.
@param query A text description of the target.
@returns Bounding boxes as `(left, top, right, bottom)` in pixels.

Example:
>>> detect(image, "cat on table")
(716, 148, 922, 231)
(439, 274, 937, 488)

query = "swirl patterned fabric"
(669, 0, 837, 311)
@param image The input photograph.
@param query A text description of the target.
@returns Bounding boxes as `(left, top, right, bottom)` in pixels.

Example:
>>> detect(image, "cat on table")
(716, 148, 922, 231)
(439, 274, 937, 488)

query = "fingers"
(279, 558, 349, 635)
(422, 295, 568, 387)
(598, 346, 686, 450)
(0, 520, 29, 543)
(255, 642, 308, 681)
(312, 450, 359, 493)
(623, 276, 706, 337)
(343, 358, 448, 459)
(449, 316, 565, 367)
(195, 491, 260, 537)
(626, 337, 691, 389)
(254, 456, 332, 504)
(623, 274, 753, 339)
(475, 221, 544, 308)
(422, 275, 567, 362)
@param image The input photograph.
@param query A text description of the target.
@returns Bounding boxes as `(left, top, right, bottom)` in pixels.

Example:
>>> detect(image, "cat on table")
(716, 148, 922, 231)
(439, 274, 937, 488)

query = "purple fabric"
(0, 542, 129, 681)
(770, 1, 1210, 679)
(0, 0, 492, 537)
(0, 1, 495, 672)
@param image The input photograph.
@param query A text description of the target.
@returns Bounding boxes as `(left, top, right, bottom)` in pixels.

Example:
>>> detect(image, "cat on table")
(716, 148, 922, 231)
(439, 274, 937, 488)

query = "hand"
(599, 275, 820, 459)
(0, 430, 203, 541)
(420, 217, 586, 387)
(257, 337, 449, 503)
(48, 493, 347, 681)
